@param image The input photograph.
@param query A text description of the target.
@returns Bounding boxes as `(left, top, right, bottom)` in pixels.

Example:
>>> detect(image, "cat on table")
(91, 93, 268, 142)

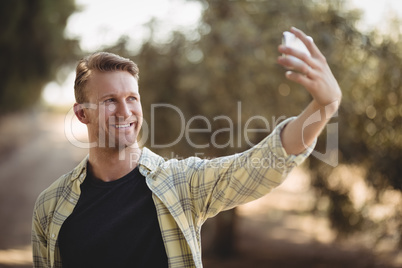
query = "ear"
(74, 103, 90, 124)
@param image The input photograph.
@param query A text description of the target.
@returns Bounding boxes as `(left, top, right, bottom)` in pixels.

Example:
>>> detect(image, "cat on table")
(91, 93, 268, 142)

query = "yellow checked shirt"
(32, 118, 315, 268)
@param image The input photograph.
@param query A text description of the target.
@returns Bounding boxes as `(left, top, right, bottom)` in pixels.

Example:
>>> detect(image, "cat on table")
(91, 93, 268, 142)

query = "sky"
(66, 0, 203, 52)
(349, 0, 402, 32)
(42, 0, 402, 106)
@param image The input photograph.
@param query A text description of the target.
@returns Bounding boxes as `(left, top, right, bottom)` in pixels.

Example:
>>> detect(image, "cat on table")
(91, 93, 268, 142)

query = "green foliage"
(0, 0, 79, 113)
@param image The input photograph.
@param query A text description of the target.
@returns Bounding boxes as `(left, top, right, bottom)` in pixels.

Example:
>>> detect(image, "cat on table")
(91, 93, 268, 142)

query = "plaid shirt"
(32, 118, 315, 268)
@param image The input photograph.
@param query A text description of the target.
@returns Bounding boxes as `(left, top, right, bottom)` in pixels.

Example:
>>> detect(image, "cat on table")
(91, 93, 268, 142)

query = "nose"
(115, 101, 132, 120)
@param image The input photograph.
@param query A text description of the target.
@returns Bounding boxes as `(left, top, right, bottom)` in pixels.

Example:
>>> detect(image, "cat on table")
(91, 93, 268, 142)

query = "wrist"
(311, 99, 340, 118)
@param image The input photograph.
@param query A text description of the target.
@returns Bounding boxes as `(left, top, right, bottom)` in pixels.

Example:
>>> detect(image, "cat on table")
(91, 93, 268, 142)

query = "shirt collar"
(138, 147, 165, 173)
(70, 154, 89, 183)
(70, 148, 163, 182)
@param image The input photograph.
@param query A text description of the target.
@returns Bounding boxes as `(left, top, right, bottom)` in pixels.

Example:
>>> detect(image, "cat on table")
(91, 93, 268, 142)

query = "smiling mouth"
(114, 123, 134, 129)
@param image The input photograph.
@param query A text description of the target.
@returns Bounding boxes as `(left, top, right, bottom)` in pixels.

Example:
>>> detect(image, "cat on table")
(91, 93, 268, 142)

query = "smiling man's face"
(84, 70, 143, 149)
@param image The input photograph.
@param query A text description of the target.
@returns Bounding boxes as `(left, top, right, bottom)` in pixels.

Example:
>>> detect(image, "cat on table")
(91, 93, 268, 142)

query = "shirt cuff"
(271, 117, 316, 167)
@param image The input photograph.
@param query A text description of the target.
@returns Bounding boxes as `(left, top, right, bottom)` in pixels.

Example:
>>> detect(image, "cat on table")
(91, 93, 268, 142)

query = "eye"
(103, 98, 116, 104)
(128, 96, 138, 101)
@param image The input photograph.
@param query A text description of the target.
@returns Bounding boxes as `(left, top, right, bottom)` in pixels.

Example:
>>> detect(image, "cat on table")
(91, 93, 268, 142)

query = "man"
(32, 27, 341, 268)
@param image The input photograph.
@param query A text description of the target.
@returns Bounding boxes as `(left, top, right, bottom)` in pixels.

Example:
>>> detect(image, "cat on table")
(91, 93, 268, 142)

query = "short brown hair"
(74, 52, 139, 103)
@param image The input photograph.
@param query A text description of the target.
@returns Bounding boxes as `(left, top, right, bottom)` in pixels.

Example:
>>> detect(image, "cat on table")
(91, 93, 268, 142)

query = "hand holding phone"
(277, 27, 342, 111)
(282, 31, 311, 67)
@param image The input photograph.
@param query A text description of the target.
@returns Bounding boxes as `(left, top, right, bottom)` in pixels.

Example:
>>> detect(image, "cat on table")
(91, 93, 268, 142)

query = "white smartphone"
(282, 31, 311, 67)
(282, 31, 311, 56)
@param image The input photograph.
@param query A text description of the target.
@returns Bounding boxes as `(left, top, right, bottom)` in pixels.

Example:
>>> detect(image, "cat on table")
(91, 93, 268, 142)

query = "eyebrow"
(99, 94, 116, 100)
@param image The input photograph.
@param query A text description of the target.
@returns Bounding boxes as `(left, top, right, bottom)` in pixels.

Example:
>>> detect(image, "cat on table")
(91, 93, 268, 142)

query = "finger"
(277, 55, 318, 79)
(278, 45, 319, 70)
(290, 27, 324, 60)
(285, 71, 315, 91)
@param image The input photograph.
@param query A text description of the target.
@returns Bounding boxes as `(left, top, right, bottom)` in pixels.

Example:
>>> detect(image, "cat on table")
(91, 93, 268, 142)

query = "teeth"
(115, 123, 130, 128)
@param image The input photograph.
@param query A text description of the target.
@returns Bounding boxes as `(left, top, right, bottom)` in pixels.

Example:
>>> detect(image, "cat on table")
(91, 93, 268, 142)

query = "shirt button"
(69, 198, 74, 203)
(51, 234, 55, 238)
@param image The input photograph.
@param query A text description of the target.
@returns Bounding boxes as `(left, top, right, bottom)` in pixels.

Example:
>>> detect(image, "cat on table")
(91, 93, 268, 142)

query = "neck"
(88, 143, 142, 182)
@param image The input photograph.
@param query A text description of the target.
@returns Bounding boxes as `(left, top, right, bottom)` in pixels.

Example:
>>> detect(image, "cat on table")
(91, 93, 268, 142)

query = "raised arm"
(277, 27, 342, 155)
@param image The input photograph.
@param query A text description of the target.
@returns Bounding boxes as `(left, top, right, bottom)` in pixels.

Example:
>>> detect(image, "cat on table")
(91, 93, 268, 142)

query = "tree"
(0, 0, 79, 113)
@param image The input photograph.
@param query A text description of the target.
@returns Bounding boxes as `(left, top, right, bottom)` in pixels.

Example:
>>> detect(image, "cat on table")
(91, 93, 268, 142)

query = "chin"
(116, 136, 138, 149)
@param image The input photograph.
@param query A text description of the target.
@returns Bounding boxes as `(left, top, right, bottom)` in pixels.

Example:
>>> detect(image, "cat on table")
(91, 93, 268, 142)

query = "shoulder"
(140, 147, 207, 171)
(33, 156, 88, 222)
(33, 170, 73, 215)
(32, 170, 74, 235)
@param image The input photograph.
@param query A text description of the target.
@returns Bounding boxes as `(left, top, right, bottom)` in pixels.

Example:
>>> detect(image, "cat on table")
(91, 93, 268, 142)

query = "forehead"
(86, 71, 139, 100)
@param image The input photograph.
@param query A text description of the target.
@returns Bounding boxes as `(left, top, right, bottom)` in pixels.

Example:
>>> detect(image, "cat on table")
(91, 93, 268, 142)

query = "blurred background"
(0, 0, 401, 267)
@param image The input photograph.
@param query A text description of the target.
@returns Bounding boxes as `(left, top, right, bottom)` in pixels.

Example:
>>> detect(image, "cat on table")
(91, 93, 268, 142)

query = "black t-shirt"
(58, 167, 168, 268)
